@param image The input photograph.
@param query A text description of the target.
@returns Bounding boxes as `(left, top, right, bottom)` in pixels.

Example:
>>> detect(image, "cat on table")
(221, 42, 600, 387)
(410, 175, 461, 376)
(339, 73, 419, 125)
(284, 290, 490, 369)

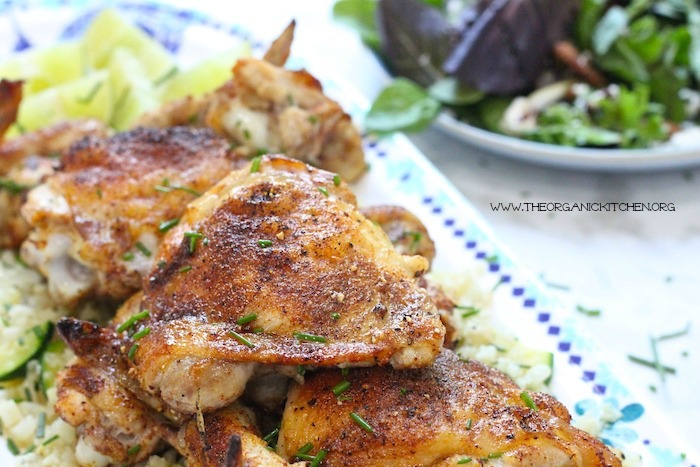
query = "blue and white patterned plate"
(0, 1, 696, 466)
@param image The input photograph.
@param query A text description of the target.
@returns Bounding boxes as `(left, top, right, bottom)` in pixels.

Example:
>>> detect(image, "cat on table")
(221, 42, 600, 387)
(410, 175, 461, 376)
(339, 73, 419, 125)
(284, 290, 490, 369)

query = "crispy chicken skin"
(20, 126, 241, 305)
(278, 349, 621, 467)
(0, 79, 22, 139)
(58, 155, 444, 416)
(361, 205, 436, 264)
(138, 25, 366, 182)
(55, 358, 173, 464)
(0, 119, 107, 248)
(164, 404, 300, 467)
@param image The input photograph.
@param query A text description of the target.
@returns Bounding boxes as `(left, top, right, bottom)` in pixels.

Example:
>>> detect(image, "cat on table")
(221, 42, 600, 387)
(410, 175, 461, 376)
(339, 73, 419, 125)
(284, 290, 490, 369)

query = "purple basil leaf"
(376, 0, 460, 87)
(443, 0, 579, 95)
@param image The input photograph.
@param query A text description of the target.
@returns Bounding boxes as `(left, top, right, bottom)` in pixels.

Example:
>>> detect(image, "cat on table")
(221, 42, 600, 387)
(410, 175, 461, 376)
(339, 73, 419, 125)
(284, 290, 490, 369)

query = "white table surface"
(196, 0, 700, 452)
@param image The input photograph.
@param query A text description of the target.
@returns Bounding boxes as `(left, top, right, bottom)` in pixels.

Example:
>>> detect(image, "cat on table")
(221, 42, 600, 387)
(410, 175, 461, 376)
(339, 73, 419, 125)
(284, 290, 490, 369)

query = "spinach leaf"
(333, 0, 381, 51)
(428, 77, 484, 105)
(592, 6, 628, 55)
(364, 78, 441, 133)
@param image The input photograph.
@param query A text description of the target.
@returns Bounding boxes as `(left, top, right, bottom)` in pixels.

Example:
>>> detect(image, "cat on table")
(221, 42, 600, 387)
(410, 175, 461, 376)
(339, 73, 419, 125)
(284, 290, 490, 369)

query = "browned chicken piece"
(0, 79, 22, 139)
(418, 277, 459, 349)
(55, 317, 296, 465)
(20, 126, 242, 306)
(360, 205, 459, 347)
(58, 155, 444, 416)
(0, 119, 107, 248)
(164, 404, 301, 467)
(361, 205, 436, 265)
(278, 349, 621, 467)
(137, 23, 366, 182)
(55, 357, 174, 465)
(263, 20, 296, 67)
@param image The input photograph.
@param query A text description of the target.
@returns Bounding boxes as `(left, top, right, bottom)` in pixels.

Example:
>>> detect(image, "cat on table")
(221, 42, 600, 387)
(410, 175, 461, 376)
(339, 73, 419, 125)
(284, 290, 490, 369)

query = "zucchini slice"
(0, 321, 53, 381)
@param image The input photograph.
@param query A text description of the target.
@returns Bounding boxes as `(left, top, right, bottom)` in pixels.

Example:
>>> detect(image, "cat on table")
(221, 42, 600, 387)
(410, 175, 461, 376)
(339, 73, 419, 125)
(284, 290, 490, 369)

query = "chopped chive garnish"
(184, 231, 204, 253)
(650, 336, 665, 382)
(42, 434, 59, 446)
(341, 367, 349, 377)
(656, 322, 691, 341)
(455, 305, 480, 318)
(457, 458, 472, 464)
(0, 178, 33, 194)
(237, 313, 258, 325)
(229, 330, 255, 348)
(96, 188, 103, 199)
(122, 251, 135, 261)
(333, 174, 341, 186)
(7, 438, 20, 455)
(332, 380, 351, 397)
(350, 412, 374, 433)
(331, 312, 340, 320)
(488, 452, 503, 459)
(110, 85, 131, 127)
(627, 354, 676, 374)
(154, 179, 202, 197)
(117, 310, 150, 333)
(24, 444, 36, 454)
(179, 266, 193, 273)
(520, 391, 538, 411)
(132, 327, 151, 340)
(399, 387, 408, 396)
(76, 81, 103, 104)
(297, 365, 307, 376)
(310, 450, 327, 467)
(127, 444, 141, 456)
(135, 241, 151, 257)
(575, 305, 601, 317)
(159, 218, 180, 232)
(127, 343, 139, 360)
(294, 332, 327, 343)
(466, 418, 472, 430)
(296, 454, 315, 462)
(308, 115, 319, 124)
(263, 427, 279, 447)
(257, 239, 273, 248)
(243, 128, 251, 140)
(296, 442, 314, 456)
(153, 65, 178, 86)
(318, 186, 329, 196)
(484, 254, 499, 264)
(250, 155, 262, 173)
(253, 326, 264, 334)
(36, 412, 46, 438)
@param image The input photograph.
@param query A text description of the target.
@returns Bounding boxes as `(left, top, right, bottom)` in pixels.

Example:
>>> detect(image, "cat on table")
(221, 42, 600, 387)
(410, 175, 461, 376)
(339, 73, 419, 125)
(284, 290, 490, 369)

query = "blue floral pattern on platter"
(0, 1, 696, 466)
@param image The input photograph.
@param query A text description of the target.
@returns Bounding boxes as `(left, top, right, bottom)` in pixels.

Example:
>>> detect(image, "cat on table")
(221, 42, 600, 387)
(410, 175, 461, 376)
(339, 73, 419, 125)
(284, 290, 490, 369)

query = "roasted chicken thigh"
(20, 126, 240, 305)
(278, 348, 621, 466)
(58, 155, 444, 418)
(137, 23, 366, 182)
(0, 119, 107, 248)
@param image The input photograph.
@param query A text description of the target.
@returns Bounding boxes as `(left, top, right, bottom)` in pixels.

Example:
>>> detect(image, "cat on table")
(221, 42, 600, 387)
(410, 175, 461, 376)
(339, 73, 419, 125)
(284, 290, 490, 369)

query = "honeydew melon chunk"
(107, 47, 159, 130)
(15, 71, 110, 131)
(60, 70, 112, 121)
(158, 41, 252, 102)
(83, 9, 175, 83)
(0, 41, 84, 95)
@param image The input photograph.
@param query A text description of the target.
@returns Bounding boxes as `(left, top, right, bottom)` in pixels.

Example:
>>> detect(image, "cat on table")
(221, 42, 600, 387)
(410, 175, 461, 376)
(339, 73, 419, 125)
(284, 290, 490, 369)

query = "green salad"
(334, 0, 700, 149)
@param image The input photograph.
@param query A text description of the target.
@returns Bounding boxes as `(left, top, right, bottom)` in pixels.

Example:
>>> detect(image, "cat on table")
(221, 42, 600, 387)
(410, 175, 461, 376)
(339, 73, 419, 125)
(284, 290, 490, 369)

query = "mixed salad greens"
(334, 0, 700, 149)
